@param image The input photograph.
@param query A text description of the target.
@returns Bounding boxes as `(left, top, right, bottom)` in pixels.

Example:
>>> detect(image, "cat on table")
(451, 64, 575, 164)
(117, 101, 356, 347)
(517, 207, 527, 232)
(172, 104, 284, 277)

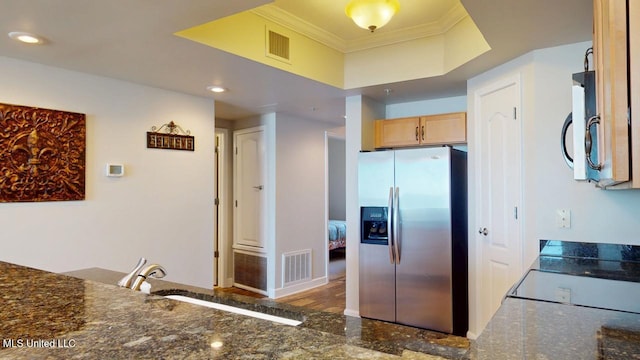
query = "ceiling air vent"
(266, 28, 290, 63)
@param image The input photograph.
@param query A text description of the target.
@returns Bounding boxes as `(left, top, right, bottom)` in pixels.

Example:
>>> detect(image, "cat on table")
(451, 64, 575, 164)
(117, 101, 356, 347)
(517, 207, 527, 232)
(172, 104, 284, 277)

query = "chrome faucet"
(117, 257, 147, 288)
(130, 264, 167, 291)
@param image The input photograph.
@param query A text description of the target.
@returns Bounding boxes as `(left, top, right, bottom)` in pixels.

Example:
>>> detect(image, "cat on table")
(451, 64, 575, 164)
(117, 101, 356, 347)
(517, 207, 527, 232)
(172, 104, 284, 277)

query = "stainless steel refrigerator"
(358, 147, 468, 336)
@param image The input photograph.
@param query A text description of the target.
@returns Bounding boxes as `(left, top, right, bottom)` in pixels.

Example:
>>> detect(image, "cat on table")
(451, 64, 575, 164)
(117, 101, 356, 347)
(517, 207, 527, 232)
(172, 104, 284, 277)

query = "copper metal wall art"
(146, 121, 194, 151)
(0, 103, 86, 202)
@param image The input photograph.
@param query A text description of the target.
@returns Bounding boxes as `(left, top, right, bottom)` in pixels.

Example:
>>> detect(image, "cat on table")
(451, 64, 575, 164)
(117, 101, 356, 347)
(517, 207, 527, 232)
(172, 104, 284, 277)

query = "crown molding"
(251, 3, 469, 54)
(438, 2, 469, 34)
(346, 22, 443, 52)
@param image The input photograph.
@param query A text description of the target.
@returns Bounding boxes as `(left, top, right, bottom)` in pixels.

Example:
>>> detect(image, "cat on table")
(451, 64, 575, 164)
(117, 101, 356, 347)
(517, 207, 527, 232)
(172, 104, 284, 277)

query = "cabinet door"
(593, 0, 629, 186)
(374, 117, 420, 148)
(420, 112, 467, 145)
(630, 0, 640, 188)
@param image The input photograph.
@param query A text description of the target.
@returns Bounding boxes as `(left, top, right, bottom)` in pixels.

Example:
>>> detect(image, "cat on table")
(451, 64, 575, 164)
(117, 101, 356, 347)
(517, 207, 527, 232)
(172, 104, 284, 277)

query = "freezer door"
(394, 147, 453, 332)
(358, 151, 395, 321)
(358, 151, 394, 206)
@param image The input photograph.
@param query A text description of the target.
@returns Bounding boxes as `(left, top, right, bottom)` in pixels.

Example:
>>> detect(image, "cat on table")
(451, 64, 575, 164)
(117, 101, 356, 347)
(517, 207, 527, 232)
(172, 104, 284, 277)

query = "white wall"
(0, 56, 216, 288)
(274, 115, 335, 294)
(386, 95, 467, 118)
(527, 43, 640, 257)
(467, 41, 640, 335)
(344, 95, 385, 317)
(469, 41, 640, 267)
(328, 136, 346, 220)
(226, 114, 337, 297)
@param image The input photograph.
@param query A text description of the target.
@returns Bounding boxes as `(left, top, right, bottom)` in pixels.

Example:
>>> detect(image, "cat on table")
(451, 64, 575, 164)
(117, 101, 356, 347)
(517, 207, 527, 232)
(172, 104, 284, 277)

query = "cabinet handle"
(421, 125, 425, 141)
(585, 115, 602, 171)
(415, 126, 419, 141)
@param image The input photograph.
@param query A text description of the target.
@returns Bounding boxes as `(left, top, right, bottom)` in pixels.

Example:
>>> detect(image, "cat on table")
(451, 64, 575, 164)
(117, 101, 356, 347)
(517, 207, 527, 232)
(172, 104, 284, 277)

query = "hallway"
(218, 248, 346, 314)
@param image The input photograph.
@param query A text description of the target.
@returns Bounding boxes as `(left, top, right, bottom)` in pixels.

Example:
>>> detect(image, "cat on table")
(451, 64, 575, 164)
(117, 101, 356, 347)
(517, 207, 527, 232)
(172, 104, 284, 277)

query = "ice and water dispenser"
(360, 207, 388, 245)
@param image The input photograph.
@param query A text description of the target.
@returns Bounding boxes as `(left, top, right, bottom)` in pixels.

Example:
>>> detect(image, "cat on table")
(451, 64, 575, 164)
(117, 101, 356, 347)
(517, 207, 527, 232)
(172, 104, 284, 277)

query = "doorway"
(216, 129, 347, 313)
(232, 126, 268, 294)
(266, 130, 347, 312)
(319, 132, 347, 312)
(214, 128, 231, 288)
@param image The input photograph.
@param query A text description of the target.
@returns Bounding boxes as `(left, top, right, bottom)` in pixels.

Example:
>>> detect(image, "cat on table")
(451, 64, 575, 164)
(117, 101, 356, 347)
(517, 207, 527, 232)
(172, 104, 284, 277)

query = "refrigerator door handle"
(387, 187, 395, 264)
(393, 187, 401, 264)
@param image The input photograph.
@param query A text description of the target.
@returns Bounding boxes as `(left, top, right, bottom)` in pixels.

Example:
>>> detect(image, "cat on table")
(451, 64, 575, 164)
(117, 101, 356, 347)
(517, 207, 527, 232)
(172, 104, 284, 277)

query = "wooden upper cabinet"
(374, 112, 466, 149)
(593, 0, 632, 187)
(630, 0, 640, 188)
(374, 116, 421, 148)
(421, 112, 467, 145)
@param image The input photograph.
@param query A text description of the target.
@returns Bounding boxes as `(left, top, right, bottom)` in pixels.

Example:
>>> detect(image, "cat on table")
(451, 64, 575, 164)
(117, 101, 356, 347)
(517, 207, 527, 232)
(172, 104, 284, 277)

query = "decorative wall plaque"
(146, 121, 194, 151)
(0, 103, 86, 202)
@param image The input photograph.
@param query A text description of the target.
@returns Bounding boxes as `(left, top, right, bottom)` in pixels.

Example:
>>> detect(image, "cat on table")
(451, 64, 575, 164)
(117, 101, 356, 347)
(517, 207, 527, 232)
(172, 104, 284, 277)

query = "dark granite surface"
(470, 297, 640, 359)
(535, 240, 640, 283)
(539, 240, 640, 262)
(150, 288, 470, 359)
(473, 240, 640, 359)
(0, 263, 466, 359)
(509, 240, 640, 314)
(5, 238, 640, 359)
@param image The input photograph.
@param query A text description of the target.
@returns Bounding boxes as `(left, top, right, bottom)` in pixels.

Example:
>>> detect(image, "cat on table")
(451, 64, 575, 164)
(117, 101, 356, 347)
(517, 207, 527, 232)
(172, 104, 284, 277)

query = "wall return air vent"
(266, 28, 290, 63)
(283, 249, 311, 286)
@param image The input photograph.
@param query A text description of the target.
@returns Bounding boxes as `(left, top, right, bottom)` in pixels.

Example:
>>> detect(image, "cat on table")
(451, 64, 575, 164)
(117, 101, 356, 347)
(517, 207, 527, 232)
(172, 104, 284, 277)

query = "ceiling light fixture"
(206, 85, 226, 93)
(8, 31, 44, 44)
(345, 0, 400, 33)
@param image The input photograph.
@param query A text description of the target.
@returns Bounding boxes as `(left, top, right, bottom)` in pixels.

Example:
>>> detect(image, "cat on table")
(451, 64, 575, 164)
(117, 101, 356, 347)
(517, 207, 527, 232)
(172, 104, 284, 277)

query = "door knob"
(253, 185, 263, 190)
(478, 227, 488, 236)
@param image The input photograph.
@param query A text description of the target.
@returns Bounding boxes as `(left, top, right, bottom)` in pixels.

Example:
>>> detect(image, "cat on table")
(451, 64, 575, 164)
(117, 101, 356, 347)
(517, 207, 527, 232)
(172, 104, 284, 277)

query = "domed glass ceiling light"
(345, 0, 400, 32)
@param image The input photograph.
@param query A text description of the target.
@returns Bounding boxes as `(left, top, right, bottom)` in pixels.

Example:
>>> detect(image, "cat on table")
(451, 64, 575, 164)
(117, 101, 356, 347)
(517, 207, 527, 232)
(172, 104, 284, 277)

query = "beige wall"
(0, 56, 216, 288)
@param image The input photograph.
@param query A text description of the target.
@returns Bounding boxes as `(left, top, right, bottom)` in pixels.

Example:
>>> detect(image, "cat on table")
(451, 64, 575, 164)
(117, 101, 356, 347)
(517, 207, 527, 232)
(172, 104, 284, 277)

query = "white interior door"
(214, 128, 231, 288)
(233, 127, 266, 250)
(475, 75, 523, 332)
(214, 133, 220, 286)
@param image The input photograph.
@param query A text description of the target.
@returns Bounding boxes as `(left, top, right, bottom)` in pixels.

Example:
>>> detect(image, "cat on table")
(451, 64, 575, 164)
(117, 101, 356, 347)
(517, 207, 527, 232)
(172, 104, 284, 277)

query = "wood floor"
(217, 250, 346, 314)
(275, 274, 345, 313)
(217, 276, 346, 314)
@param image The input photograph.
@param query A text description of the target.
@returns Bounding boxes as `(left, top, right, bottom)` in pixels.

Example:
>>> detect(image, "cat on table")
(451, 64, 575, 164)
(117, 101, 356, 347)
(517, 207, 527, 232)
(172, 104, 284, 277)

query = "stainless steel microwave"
(561, 70, 600, 182)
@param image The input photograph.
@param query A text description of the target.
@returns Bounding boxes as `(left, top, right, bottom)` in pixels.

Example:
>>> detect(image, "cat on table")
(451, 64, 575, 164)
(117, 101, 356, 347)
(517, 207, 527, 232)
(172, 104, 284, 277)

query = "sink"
(165, 295, 302, 326)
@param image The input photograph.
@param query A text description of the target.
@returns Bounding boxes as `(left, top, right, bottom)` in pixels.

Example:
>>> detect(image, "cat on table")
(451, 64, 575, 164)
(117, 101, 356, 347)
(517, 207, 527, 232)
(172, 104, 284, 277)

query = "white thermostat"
(106, 163, 125, 177)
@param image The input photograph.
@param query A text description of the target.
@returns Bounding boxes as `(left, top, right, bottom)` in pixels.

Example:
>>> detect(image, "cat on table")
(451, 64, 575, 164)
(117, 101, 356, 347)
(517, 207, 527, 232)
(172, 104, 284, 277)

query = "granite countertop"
(470, 240, 640, 359)
(533, 240, 640, 283)
(0, 262, 467, 359)
(471, 297, 640, 359)
(4, 240, 638, 359)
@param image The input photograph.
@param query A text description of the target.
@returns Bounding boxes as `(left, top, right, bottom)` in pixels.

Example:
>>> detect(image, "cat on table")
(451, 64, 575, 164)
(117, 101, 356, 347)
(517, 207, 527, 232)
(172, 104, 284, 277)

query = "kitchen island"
(0, 262, 466, 359)
(2, 240, 639, 359)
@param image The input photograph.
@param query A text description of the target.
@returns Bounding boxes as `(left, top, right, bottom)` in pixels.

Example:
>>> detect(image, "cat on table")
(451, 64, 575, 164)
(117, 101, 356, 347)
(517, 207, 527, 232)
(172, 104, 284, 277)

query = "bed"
(328, 220, 346, 250)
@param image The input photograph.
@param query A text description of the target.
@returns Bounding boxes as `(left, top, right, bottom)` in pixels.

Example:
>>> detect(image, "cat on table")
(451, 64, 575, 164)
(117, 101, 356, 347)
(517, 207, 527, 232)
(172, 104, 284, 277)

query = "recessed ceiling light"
(8, 32, 44, 44)
(206, 86, 226, 93)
